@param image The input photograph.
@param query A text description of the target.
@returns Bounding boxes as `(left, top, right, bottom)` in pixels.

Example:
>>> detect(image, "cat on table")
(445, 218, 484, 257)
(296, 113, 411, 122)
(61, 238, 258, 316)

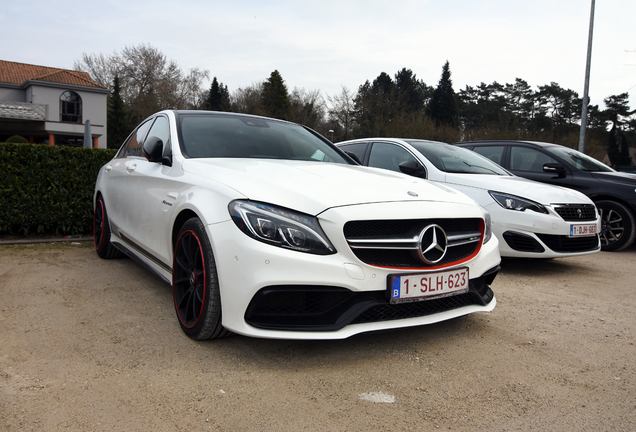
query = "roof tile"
(0, 59, 105, 89)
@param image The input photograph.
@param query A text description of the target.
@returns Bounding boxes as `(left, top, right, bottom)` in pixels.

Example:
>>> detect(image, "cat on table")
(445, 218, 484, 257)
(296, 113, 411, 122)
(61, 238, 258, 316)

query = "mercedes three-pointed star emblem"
(417, 224, 448, 264)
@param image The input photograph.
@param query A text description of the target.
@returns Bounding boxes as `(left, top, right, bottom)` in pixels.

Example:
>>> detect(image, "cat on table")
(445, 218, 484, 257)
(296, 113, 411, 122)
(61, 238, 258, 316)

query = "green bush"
(0, 143, 117, 236)
(6, 135, 30, 144)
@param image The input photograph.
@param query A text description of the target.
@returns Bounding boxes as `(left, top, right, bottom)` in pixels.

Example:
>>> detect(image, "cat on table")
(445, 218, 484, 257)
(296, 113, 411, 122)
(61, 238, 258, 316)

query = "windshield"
(406, 140, 509, 175)
(178, 114, 349, 163)
(545, 146, 615, 172)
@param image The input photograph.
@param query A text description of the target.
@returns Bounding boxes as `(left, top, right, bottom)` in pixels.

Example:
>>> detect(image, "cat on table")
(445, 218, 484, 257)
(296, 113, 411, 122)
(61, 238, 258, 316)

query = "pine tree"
(208, 77, 230, 111)
(261, 70, 291, 120)
(427, 61, 458, 127)
(107, 75, 129, 149)
(604, 93, 632, 166)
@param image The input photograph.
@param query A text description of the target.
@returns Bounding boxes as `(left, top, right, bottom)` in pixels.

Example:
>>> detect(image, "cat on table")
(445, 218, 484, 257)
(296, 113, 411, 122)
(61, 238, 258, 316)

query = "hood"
(182, 159, 477, 215)
(444, 173, 592, 205)
(591, 171, 636, 186)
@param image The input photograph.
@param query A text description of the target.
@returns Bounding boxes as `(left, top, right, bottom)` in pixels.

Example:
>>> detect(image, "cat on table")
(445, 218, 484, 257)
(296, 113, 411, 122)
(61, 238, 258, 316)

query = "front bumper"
(207, 200, 501, 340)
(488, 203, 601, 258)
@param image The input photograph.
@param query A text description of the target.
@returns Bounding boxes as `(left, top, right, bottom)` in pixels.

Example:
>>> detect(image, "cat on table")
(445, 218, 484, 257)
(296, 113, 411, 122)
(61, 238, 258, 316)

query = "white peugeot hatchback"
(94, 111, 500, 340)
(337, 138, 601, 259)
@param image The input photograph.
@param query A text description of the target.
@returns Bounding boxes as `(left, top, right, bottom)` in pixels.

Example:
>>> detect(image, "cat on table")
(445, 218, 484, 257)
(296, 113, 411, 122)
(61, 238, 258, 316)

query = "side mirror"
(543, 162, 566, 178)
(142, 136, 172, 166)
(399, 160, 427, 179)
(345, 151, 362, 165)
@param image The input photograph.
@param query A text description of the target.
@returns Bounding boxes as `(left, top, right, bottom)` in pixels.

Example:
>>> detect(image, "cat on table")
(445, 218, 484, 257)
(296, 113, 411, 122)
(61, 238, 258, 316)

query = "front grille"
(344, 218, 482, 268)
(553, 204, 597, 221)
(536, 233, 599, 252)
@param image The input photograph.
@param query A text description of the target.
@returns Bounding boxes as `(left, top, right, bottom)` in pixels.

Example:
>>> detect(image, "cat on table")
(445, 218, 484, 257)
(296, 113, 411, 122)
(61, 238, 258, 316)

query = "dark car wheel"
(596, 200, 636, 251)
(173, 218, 229, 340)
(94, 196, 124, 259)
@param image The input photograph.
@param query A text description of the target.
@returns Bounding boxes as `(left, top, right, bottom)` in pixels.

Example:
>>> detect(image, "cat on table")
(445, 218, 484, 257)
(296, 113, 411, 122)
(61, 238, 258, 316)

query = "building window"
(60, 91, 82, 123)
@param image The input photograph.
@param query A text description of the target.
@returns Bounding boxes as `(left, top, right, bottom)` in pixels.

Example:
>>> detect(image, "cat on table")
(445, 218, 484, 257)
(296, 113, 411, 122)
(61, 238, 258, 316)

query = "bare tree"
(74, 44, 209, 122)
(231, 83, 265, 115)
(288, 87, 325, 129)
(326, 86, 355, 141)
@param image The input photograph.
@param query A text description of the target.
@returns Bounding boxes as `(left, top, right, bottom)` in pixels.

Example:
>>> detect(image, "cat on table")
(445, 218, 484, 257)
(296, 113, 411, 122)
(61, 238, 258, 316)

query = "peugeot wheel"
(597, 200, 636, 251)
(173, 218, 229, 340)
(94, 196, 124, 259)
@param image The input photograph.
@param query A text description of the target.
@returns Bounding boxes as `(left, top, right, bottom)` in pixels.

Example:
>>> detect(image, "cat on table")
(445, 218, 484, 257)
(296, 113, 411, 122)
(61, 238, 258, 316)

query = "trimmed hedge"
(0, 143, 117, 236)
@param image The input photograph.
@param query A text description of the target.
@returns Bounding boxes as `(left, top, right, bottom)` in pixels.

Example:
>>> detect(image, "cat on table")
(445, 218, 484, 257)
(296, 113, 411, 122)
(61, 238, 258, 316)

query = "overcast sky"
(2, 0, 635, 109)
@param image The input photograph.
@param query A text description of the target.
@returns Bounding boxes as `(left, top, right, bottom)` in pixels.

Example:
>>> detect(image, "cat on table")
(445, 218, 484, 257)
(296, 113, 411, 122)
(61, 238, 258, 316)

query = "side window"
(145, 116, 170, 150)
(368, 142, 418, 172)
(471, 146, 505, 166)
(339, 143, 369, 163)
(510, 146, 558, 172)
(118, 119, 153, 158)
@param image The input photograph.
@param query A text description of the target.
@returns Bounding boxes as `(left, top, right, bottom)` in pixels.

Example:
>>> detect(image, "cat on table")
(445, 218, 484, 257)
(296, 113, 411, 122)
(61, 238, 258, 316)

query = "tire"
(94, 196, 124, 259)
(596, 200, 636, 252)
(172, 218, 229, 340)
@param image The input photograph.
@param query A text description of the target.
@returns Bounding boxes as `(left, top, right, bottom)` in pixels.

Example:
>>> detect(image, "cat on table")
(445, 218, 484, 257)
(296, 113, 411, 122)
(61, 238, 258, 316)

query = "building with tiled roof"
(0, 59, 109, 148)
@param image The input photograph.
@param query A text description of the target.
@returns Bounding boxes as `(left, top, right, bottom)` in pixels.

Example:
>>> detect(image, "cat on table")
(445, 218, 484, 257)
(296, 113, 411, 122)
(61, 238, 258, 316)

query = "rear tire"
(94, 196, 124, 259)
(172, 218, 229, 340)
(596, 200, 636, 251)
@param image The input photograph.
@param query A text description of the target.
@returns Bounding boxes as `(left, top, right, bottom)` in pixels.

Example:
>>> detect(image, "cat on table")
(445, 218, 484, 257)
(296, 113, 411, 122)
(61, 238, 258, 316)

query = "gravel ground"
(1, 241, 635, 431)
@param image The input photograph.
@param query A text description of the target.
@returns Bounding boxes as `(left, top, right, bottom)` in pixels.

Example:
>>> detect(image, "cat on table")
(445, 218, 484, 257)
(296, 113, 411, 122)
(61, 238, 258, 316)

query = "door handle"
(105, 166, 112, 172)
(126, 164, 137, 173)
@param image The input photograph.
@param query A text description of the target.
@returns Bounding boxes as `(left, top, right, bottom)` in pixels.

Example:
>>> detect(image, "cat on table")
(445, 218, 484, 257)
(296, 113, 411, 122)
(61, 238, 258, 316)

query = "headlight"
(481, 207, 493, 244)
(489, 191, 548, 214)
(229, 200, 336, 255)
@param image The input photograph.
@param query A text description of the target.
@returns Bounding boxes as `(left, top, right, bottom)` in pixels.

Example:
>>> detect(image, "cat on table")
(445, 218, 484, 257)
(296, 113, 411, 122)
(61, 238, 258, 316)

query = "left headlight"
(489, 191, 548, 214)
(229, 200, 336, 255)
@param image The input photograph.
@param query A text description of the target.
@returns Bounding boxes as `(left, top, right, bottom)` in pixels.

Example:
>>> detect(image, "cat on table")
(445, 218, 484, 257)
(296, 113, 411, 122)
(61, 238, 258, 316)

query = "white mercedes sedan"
(337, 138, 601, 259)
(94, 111, 500, 340)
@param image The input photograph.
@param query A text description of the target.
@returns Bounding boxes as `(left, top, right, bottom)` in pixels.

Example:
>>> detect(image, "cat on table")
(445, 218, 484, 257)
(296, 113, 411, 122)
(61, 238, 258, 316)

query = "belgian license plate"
(389, 268, 469, 304)
(569, 223, 597, 237)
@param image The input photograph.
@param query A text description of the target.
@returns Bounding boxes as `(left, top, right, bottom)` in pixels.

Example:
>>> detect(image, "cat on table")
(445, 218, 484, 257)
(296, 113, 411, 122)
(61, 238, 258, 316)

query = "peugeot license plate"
(569, 223, 597, 237)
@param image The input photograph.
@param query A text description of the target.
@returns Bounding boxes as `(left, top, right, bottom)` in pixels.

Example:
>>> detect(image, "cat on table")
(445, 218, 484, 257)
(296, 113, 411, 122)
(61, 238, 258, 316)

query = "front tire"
(94, 196, 124, 259)
(597, 200, 636, 251)
(172, 218, 229, 340)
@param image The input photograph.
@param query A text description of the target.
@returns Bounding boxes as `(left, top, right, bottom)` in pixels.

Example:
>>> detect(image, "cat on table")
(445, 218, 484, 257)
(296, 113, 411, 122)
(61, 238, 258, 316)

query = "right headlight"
(228, 200, 336, 255)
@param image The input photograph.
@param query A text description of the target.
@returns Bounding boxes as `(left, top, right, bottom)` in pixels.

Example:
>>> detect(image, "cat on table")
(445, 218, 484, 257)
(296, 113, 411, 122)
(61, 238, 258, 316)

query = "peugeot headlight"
(481, 206, 493, 244)
(229, 200, 336, 255)
(489, 191, 548, 214)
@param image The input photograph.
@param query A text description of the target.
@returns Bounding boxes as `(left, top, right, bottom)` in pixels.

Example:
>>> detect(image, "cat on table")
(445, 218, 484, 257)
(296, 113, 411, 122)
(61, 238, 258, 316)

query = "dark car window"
(368, 142, 418, 172)
(338, 142, 368, 163)
(510, 146, 559, 172)
(118, 119, 153, 158)
(178, 115, 349, 163)
(471, 146, 506, 166)
(408, 140, 508, 175)
(545, 146, 615, 172)
(146, 116, 170, 146)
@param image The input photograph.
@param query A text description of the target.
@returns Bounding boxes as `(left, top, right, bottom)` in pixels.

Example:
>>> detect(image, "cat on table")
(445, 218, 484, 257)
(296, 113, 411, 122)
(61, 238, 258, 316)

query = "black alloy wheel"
(94, 196, 124, 259)
(173, 218, 228, 340)
(596, 200, 636, 251)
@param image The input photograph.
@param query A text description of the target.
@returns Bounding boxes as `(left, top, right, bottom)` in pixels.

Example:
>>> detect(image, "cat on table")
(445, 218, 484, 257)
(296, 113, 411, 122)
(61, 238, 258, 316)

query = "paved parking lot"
(1, 241, 635, 431)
